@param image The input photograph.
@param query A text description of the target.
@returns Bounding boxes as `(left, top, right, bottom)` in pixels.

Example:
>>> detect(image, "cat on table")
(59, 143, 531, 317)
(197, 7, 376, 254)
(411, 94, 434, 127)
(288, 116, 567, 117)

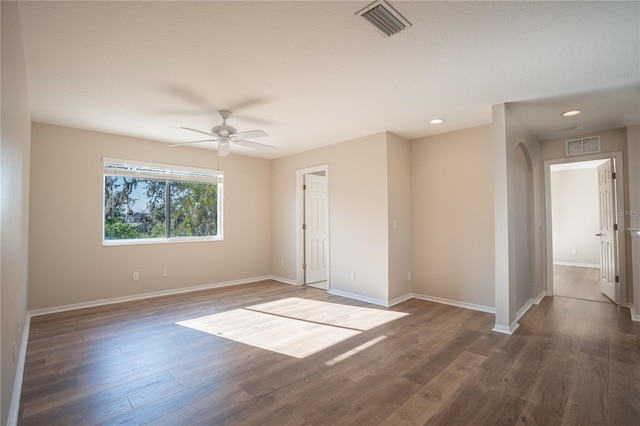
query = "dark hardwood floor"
(553, 265, 613, 304)
(18, 280, 640, 425)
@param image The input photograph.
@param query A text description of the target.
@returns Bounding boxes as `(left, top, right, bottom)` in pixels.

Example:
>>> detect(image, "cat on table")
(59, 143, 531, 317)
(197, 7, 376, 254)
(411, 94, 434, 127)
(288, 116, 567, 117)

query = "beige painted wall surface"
(1, 2, 32, 422)
(411, 125, 495, 308)
(550, 168, 600, 266)
(541, 127, 633, 305)
(387, 133, 412, 301)
(629, 126, 640, 229)
(628, 125, 640, 310)
(512, 143, 538, 311)
(504, 105, 544, 323)
(271, 132, 390, 302)
(29, 123, 271, 310)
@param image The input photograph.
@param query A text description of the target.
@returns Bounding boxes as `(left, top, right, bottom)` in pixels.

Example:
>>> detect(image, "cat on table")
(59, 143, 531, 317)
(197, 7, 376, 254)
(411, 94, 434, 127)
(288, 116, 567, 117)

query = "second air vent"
(356, 0, 411, 37)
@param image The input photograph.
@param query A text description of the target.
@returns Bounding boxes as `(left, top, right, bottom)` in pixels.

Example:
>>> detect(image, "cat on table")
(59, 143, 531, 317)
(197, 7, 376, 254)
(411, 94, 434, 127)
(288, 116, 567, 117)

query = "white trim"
(29, 276, 272, 317)
(296, 164, 330, 289)
(411, 293, 496, 314)
(268, 275, 300, 286)
(553, 261, 600, 268)
(517, 290, 547, 321)
(8, 314, 31, 426)
(544, 151, 627, 306)
(388, 293, 413, 307)
(328, 289, 390, 307)
(492, 321, 519, 335)
(630, 304, 640, 322)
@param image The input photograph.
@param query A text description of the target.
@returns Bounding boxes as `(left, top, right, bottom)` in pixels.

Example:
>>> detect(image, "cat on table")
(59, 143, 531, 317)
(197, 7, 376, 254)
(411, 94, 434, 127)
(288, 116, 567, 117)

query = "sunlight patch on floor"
(176, 298, 408, 359)
(246, 297, 409, 331)
(324, 335, 387, 366)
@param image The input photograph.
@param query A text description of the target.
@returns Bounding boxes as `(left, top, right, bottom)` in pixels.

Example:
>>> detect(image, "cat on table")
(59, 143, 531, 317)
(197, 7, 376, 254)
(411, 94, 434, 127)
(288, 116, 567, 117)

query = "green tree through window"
(103, 159, 222, 242)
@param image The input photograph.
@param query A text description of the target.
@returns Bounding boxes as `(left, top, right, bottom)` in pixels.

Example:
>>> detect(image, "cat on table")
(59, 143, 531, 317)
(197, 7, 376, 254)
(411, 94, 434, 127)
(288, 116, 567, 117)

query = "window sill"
(103, 236, 223, 246)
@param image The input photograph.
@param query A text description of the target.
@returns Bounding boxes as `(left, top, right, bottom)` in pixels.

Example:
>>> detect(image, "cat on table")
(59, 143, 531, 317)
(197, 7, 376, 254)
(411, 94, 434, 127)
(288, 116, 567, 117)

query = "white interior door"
(304, 173, 328, 284)
(597, 159, 618, 303)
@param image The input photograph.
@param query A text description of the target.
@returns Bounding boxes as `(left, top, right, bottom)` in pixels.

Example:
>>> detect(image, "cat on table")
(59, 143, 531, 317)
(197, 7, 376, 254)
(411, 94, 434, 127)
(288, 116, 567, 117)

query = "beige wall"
(411, 125, 495, 308)
(629, 126, 640, 229)
(541, 127, 633, 305)
(493, 103, 544, 332)
(550, 168, 600, 266)
(271, 132, 390, 302)
(627, 126, 640, 311)
(510, 120, 544, 320)
(387, 133, 412, 301)
(29, 123, 271, 310)
(1, 2, 32, 423)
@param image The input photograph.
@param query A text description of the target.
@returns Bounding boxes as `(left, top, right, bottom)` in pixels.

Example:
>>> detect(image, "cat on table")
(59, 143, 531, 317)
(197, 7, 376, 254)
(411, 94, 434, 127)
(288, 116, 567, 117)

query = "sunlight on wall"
(176, 298, 408, 359)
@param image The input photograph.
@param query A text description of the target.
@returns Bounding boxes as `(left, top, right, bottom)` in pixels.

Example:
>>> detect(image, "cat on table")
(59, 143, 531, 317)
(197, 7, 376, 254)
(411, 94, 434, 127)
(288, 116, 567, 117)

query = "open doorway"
(296, 165, 329, 290)
(545, 153, 626, 306)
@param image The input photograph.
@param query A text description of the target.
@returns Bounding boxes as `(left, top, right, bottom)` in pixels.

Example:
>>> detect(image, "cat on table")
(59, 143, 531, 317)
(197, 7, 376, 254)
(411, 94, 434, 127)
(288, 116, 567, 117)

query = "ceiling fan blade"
(233, 139, 275, 150)
(180, 126, 214, 137)
(169, 139, 217, 147)
(218, 142, 230, 157)
(232, 129, 268, 139)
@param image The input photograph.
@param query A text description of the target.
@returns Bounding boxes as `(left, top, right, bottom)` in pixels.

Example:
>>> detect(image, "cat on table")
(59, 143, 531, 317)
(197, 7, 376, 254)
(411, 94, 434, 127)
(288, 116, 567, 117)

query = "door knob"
(596, 233, 603, 236)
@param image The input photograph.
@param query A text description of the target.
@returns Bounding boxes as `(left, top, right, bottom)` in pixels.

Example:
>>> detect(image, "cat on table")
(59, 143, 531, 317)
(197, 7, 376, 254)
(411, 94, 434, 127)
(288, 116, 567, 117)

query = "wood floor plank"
(380, 351, 486, 425)
(561, 353, 609, 426)
(18, 280, 640, 425)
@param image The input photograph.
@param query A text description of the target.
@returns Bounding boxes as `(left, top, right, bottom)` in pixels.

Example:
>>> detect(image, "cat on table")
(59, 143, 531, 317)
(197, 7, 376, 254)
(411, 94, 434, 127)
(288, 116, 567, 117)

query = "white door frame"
(544, 151, 627, 307)
(296, 164, 330, 289)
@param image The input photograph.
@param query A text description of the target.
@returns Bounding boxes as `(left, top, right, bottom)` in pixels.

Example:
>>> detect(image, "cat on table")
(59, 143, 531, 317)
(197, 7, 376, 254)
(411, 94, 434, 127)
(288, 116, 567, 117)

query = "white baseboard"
(411, 293, 496, 314)
(388, 293, 413, 307)
(268, 275, 299, 286)
(492, 321, 519, 335)
(29, 276, 273, 317)
(516, 290, 547, 321)
(553, 261, 600, 268)
(630, 304, 640, 322)
(328, 289, 390, 307)
(8, 313, 31, 426)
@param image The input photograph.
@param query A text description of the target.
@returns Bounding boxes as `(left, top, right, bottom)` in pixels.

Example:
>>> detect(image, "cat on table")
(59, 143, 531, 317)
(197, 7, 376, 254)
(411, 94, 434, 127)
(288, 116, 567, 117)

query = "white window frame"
(102, 157, 223, 246)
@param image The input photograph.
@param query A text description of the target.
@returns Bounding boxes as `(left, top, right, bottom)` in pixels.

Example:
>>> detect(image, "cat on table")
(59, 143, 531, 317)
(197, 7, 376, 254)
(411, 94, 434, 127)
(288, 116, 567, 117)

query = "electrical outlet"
(133, 272, 139, 281)
(280, 260, 284, 267)
(350, 272, 356, 280)
(571, 249, 577, 255)
(408, 272, 412, 280)
(162, 269, 168, 277)
(13, 341, 17, 363)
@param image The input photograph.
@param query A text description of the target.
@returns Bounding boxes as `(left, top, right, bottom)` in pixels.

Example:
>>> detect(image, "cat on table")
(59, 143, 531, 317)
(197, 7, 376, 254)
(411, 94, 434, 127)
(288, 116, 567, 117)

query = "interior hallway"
(553, 265, 613, 304)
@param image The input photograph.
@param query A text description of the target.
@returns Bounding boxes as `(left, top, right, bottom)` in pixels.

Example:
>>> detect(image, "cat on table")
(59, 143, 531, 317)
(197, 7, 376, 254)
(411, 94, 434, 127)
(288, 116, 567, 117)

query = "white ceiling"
(17, 1, 640, 159)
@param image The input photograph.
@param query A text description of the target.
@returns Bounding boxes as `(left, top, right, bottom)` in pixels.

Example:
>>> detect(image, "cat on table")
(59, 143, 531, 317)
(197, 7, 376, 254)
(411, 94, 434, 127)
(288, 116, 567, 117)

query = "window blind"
(103, 157, 223, 184)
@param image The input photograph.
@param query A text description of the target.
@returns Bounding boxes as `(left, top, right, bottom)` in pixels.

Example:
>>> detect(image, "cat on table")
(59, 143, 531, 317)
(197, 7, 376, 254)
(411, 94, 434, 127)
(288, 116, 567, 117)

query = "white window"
(103, 158, 223, 244)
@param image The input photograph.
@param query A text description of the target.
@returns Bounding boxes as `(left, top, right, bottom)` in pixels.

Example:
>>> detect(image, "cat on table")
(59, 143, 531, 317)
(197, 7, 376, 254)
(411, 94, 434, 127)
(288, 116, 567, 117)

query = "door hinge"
(303, 184, 306, 190)
(302, 224, 307, 230)
(615, 275, 619, 283)
(614, 223, 618, 231)
(612, 172, 616, 179)
(303, 263, 306, 270)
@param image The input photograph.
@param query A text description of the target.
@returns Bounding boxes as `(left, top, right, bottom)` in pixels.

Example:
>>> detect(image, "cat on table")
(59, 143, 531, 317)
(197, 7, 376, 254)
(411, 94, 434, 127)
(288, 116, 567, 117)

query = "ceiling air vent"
(356, 0, 411, 37)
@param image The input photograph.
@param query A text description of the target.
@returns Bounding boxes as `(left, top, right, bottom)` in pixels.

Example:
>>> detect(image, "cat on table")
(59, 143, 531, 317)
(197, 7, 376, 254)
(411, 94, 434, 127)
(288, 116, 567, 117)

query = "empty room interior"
(2, 1, 640, 425)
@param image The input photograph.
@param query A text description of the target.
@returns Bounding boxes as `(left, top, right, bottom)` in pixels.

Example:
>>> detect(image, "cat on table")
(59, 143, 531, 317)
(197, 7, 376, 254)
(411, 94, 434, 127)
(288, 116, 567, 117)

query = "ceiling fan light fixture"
(356, 0, 411, 37)
(561, 110, 582, 117)
(430, 118, 444, 125)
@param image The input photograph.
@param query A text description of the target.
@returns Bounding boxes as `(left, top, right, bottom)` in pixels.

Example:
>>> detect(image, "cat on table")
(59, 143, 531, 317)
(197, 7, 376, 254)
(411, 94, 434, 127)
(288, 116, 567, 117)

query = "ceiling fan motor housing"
(212, 123, 237, 136)
(213, 110, 236, 136)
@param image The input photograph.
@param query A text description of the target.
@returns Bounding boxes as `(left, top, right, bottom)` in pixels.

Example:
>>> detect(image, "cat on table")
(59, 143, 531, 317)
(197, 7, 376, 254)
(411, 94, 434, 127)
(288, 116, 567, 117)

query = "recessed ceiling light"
(430, 118, 444, 125)
(561, 110, 582, 117)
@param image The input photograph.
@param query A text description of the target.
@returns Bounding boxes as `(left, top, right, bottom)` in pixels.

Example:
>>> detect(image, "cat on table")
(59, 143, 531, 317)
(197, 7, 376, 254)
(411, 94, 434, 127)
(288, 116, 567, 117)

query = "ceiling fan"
(170, 110, 273, 156)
